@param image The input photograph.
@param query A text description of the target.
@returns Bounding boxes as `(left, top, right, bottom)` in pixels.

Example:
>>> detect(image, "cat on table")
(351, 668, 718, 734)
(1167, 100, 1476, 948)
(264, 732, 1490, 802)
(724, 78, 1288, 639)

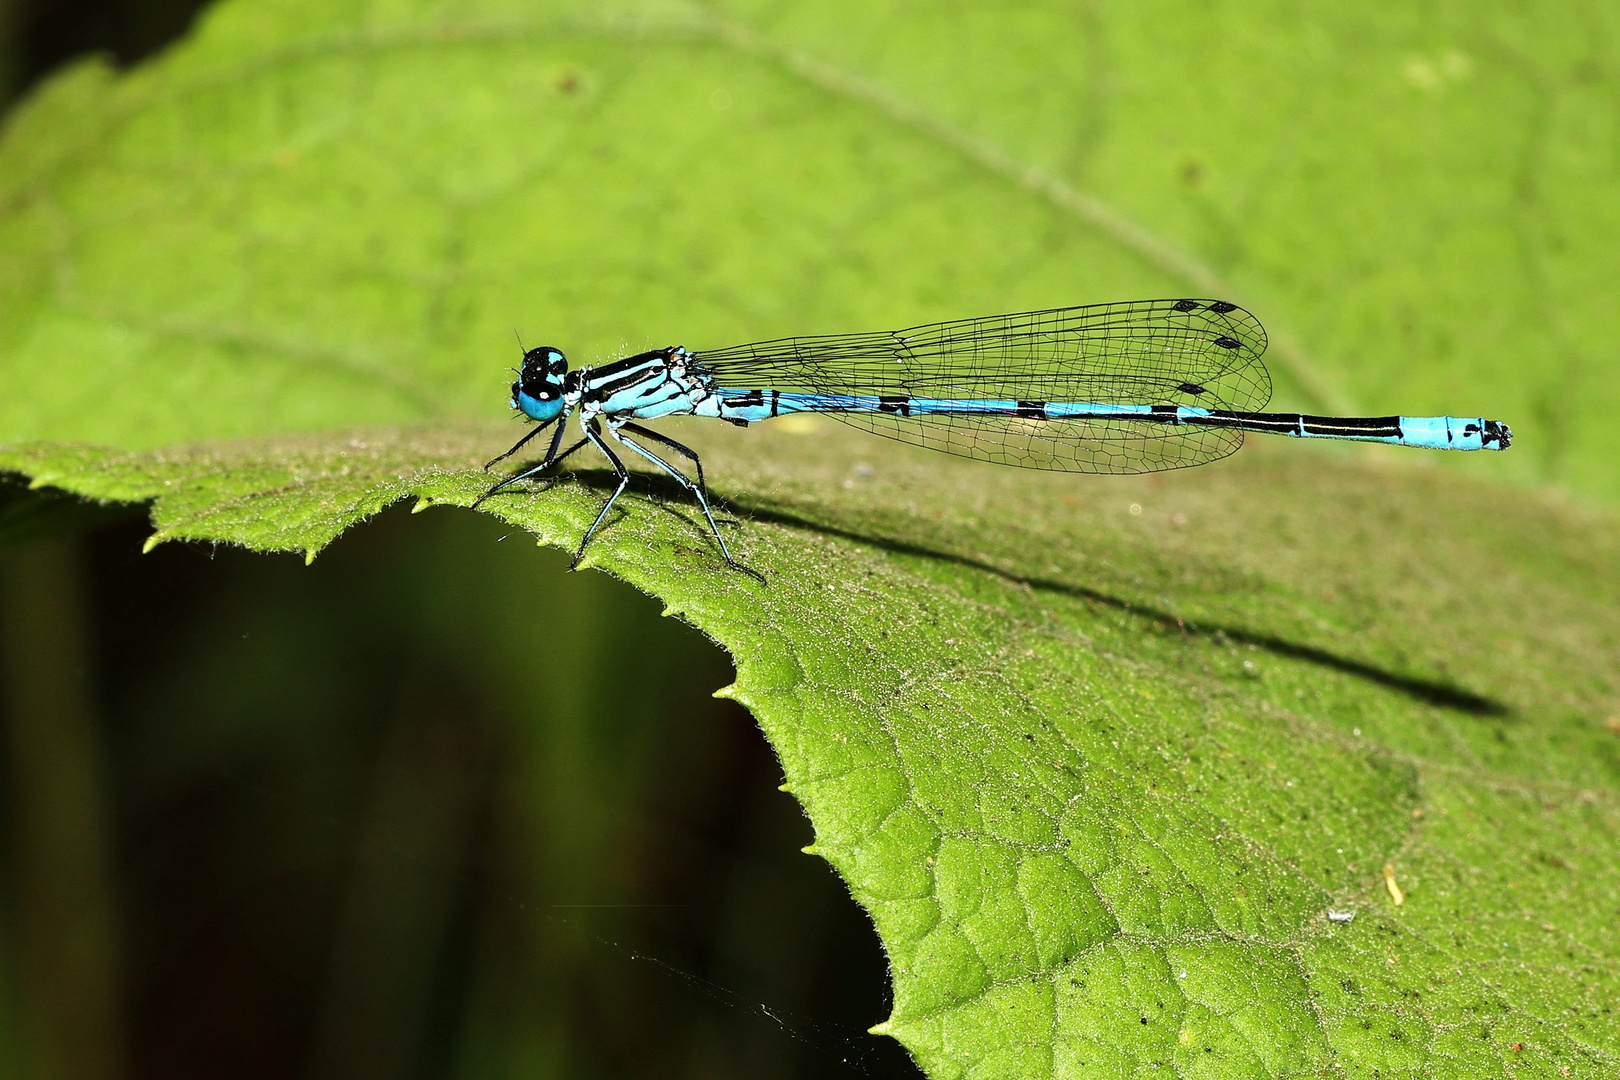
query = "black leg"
(535, 434, 590, 475)
(619, 422, 714, 505)
(472, 413, 571, 509)
(611, 424, 765, 584)
(483, 415, 556, 471)
(573, 419, 630, 569)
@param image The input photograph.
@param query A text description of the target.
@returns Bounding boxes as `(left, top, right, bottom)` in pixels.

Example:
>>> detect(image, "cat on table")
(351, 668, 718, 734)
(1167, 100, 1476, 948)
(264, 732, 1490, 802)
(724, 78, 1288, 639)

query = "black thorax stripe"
(584, 358, 673, 402)
(589, 350, 668, 380)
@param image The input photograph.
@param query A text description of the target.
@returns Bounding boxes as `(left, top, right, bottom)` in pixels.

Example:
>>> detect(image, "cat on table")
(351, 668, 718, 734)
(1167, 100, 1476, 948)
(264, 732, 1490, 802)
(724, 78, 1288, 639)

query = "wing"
(690, 298, 1272, 474)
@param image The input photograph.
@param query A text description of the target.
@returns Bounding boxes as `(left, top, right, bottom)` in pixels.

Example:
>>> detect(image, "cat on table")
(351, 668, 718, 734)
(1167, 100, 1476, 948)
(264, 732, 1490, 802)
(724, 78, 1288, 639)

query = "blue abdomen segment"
(1389, 415, 1510, 450)
(705, 389, 1511, 451)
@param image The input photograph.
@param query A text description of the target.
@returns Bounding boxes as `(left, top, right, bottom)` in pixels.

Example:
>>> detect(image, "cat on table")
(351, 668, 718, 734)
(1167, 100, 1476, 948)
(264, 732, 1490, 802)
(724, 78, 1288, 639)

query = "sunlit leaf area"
(1, 2, 1616, 1078)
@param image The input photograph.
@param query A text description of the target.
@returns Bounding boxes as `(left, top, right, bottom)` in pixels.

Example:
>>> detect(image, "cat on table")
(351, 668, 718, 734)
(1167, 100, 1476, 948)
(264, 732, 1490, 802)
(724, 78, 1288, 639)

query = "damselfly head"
(510, 346, 570, 420)
(516, 346, 568, 398)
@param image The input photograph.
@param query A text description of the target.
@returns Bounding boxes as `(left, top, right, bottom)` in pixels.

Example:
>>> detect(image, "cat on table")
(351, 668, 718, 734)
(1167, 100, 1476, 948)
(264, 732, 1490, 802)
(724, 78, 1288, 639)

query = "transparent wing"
(690, 298, 1271, 474)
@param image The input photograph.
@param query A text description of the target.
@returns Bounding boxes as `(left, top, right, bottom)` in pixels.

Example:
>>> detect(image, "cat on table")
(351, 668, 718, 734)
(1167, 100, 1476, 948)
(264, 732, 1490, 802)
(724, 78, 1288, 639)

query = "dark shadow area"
(749, 506, 1508, 716)
(746, 500, 1511, 716)
(1, 0, 216, 109)
(506, 465, 1510, 718)
(0, 502, 925, 1080)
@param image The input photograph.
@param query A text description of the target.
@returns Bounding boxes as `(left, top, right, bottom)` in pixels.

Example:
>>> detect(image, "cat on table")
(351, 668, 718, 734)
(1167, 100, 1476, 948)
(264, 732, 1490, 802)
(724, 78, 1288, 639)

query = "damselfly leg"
(619, 422, 716, 508)
(575, 418, 631, 569)
(610, 421, 765, 584)
(475, 415, 759, 580)
(482, 416, 554, 470)
(473, 416, 586, 509)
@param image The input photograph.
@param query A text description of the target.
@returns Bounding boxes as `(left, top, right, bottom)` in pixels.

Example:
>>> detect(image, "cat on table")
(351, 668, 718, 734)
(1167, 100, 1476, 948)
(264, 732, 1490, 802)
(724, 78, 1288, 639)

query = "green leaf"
(3, 1, 1618, 1076)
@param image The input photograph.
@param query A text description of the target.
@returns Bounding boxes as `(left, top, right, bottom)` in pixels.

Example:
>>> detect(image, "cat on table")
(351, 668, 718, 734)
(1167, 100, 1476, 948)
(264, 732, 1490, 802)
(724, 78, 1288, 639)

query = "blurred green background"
(0, 6, 920, 1079)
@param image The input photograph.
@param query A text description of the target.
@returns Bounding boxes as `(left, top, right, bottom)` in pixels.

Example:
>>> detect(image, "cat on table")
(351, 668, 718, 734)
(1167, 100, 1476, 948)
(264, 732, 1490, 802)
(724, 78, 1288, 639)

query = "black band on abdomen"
(1192, 411, 1403, 439)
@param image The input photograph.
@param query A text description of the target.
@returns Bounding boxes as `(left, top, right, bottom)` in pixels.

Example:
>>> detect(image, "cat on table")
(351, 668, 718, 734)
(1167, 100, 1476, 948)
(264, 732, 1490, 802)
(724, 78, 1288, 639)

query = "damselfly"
(475, 299, 1511, 581)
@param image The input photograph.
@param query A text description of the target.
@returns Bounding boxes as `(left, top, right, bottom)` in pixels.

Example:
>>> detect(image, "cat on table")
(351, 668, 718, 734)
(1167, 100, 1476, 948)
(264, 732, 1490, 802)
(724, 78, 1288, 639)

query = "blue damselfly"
(475, 299, 1511, 581)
